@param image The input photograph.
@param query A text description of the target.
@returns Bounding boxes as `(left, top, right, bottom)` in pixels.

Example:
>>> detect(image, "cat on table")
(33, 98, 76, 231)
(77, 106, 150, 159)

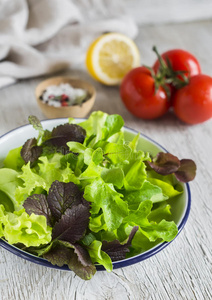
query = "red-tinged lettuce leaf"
(175, 159, 197, 182)
(43, 124, 86, 149)
(148, 152, 196, 183)
(101, 226, 138, 261)
(23, 194, 52, 226)
(47, 180, 88, 221)
(28, 115, 52, 145)
(60, 241, 92, 266)
(43, 241, 96, 280)
(68, 244, 96, 280)
(73, 243, 93, 267)
(43, 243, 71, 267)
(27, 117, 86, 155)
(147, 152, 180, 175)
(52, 204, 90, 243)
(21, 138, 42, 164)
(28, 116, 44, 134)
(60, 240, 96, 279)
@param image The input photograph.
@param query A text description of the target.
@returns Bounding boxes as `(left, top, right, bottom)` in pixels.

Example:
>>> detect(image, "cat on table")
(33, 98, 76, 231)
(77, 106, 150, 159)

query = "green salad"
(0, 111, 196, 280)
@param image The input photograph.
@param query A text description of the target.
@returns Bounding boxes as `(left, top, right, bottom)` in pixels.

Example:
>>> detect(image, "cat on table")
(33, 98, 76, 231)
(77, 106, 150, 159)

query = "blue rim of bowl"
(0, 120, 191, 271)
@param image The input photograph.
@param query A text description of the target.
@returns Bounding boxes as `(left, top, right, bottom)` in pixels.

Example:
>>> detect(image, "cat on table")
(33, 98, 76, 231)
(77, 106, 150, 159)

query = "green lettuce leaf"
(123, 180, 168, 210)
(67, 142, 86, 154)
(60, 152, 84, 177)
(3, 146, 24, 171)
(78, 148, 105, 187)
(128, 133, 140, 151)
(87, 240, 113, 272)
(15, 155, 79, 203)
(129, 230, 160, 256)
(0, 205, 52, 247)
(107, 131, 124, 145)
(101, 167, 124, 189)
(38, 155, 79, 186)
(124, 200, 178, 242)
(15, 163, 47, 203)
(148, 202, 172, 223)
(84, 178, 128, 231)
(101, 114, 124, 141)
(80, 111, 107, 135)
(124, 160, 147, 191)
(0, 168, 23, 210)
(104, 143, 132, 165)
(89, 213, 107, 233)
(0, 221, 4, 237)
(79, 111, 124, 148)
(147, 178, 182, 198)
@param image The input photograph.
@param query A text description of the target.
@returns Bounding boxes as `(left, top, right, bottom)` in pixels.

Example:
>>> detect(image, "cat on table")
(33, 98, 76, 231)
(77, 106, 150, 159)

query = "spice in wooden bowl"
(35, 77, 96, 118)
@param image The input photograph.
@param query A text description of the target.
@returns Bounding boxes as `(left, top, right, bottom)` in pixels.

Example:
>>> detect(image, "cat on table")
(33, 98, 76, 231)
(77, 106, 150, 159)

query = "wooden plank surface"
(0, 20, 212, 300)
(123, 0, 212, 25)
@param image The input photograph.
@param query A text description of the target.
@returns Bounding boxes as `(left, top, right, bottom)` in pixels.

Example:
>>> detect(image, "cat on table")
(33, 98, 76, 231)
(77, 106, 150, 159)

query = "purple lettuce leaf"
(102, 226, 138, 261)
(21, 138, 42, 164)
(23, 118, 86, 160)
(43, 241, 96, 280)
(59, 241, 92, 266)
(23, 179, 93, 279)
(147, 152, 196, 182)
(52, 204, 90, 243)
(59, 240, 96, 279)
(175, 159, 197, 183)
(73, 243, 93, 267)
(59, 241, 96, 277)
(43, 243, 72, 267)
(68, 244, 96, 280)
(47, 180, 87, 222)
(23, 194, 52, 226)
(147, 152, 180, 175)
(42, 124, 86, 150)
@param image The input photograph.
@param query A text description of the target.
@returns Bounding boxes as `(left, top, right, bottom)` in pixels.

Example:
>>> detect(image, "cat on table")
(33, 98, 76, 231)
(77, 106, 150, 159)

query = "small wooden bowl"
(35, 77, 96, 119)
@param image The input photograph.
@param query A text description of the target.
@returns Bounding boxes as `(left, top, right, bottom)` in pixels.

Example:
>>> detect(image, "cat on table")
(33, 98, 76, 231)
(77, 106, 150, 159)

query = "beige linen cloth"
(0, 0, 138, 88)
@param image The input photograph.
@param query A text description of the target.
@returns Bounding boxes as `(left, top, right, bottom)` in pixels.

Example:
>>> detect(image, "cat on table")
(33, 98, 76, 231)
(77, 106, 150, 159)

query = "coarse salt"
(41, 83, 88, 107)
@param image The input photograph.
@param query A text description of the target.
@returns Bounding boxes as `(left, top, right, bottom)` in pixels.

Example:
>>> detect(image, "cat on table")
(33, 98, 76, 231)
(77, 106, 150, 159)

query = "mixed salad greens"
(0, 111, 196, 280)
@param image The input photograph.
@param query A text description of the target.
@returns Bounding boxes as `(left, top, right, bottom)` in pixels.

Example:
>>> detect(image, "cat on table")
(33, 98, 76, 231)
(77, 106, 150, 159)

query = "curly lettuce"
(0, 111, 196, 280)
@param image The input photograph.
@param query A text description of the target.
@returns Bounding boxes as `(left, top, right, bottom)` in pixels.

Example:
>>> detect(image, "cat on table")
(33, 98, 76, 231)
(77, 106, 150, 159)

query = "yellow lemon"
(86, 33, 140, 85)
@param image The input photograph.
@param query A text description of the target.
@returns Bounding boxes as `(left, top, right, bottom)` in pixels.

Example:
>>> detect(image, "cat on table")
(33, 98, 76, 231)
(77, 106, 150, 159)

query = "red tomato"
(153, 49, 201, 79)
(173, 74, 212, 124)
(120, 67, 170, 119)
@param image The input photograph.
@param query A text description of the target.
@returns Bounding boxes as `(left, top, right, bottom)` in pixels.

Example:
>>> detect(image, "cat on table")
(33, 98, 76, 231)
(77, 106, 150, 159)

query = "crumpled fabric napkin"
(0, 0, 138, 89)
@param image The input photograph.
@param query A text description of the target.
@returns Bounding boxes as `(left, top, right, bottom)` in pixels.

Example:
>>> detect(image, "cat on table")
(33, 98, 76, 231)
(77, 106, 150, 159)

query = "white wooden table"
(0, 20, 212, 300)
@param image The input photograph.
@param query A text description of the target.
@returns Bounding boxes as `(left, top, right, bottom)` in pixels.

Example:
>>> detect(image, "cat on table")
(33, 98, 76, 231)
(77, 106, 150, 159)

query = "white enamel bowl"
(0, 119, 191, 271)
